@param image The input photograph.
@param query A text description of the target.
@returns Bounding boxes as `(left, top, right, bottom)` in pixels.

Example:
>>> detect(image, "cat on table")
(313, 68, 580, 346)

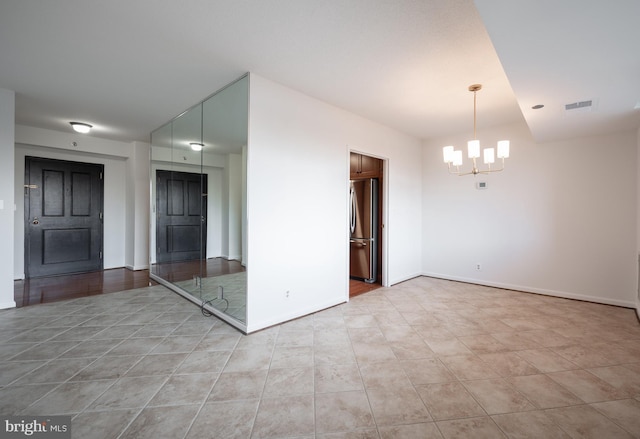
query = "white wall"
(14, 125, 145, 278)
(636, 126, 640, 320)
(125, 141, 150, 270)
(0, 89, 16, 309)
(246, 74, 422, 332)
(423, 121, 637, 308)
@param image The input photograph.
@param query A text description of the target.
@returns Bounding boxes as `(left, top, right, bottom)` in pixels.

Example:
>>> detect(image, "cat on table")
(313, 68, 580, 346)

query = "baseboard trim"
(0, 300, 17, 310)
(421, 272, 636, 309)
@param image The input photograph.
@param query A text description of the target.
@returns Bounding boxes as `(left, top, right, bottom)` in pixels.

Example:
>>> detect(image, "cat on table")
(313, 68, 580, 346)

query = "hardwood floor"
(14, 268, 154, 308)
(151, 258, 245, 283)
(349, 278, 382, 297)
(15, 262, 375, 308)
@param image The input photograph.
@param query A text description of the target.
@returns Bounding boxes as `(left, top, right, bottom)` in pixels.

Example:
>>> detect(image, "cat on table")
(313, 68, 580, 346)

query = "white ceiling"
(0, 0, 638, 145)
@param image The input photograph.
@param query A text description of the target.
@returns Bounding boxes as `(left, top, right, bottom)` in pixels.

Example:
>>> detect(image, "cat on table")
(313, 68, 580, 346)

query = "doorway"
(24, 157, 104, 278)
(156, 170, 208, 263)
(349, 152, 384, 297)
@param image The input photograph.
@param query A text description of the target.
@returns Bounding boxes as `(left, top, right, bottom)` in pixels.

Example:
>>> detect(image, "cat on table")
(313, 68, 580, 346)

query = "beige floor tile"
(490, 332, 543, 350)
(187, 399, 259, 439)
(378, 422, 443, 439)
(69, 355, 141, 381)
(547, 369, 631, 403)
(516, 329, 574, 348)
(4, 277, 640, 438)
(588, 365, 640, 396)
(314, 328, 352, 346)
(366, 386, 432, 426)
(359, 361, 411, 389)
(315, 363, 363, 393)
(506, 374, 583, 408)
(351, 342, 397, 363)
(378, 324, 418, 342)
(424, 338, 473, 356)
(149, 335, 202, 354)
(545, 405, 635, 439)
(491, 411, 572, 438)
(315, 391, 375, 434)
(499, 318, 545, 331)
(314, 344, 357, 365)
(344, 314, 379, 328)
(208, 369, 268, 401)
(263, 366, 313, 397)
(88, 375, 167, 410)
(124, 353, 187, 377)
(174, 349, 231, 374)
(457, 334, 510, 354)
(26, 379, 115, 415)
(270, 346, 313, 369)
(591, 399, 640, 437)
(438, 354, 500, 380)
(552, 345, 618, 368)
(120, 404, 200, 439)
(252, 395, 315, 438)
(436, 416, 506, 439)
(515, 348, 579, 372)
(72, 409, 139, 439)
(590, 341, 640, 364)
(275, 329, 313, 347)
(462, 378, 535, 415)
(13, 357, 96, 385)
(0, 383, 59, 415)
(478, 352, 541, 377)
(224, 346, 273, 372)
(347, 327, 387, 344)
(148, 373, 217, 406)
(415, 382, 486, 420)
(389, 337, 435, 360)
(400, 358, 457, 385)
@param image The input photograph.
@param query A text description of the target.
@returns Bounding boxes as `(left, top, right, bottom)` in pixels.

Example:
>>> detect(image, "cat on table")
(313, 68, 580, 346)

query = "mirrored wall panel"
(150, 75, 248, 330)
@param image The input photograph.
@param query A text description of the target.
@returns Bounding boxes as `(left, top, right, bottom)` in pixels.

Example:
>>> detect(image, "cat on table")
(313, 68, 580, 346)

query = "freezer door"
(350, 238, 374, 282)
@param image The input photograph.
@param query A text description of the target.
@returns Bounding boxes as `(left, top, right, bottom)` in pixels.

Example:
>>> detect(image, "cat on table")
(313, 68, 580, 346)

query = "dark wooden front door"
(156, 170, 207, 263)
(25, 157, 104, 278)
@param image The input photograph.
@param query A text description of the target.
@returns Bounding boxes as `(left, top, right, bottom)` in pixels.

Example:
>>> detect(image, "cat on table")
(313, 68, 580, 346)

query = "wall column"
(0, 89, 16, 309)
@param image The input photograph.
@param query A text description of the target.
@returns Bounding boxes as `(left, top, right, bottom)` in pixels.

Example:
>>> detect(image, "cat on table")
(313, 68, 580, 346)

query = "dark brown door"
(156, 170, 207, 263)
(25, 157, 104, 278)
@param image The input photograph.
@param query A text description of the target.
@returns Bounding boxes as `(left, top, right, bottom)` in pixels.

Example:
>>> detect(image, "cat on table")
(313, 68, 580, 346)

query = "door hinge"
(99, 212, 103, 220)
(99, 172, 103, 180)
(99, 251, 103, 259)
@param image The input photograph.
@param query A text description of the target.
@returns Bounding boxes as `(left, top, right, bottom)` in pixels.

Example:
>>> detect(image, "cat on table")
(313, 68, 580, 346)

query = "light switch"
(0, 200, 4, 209)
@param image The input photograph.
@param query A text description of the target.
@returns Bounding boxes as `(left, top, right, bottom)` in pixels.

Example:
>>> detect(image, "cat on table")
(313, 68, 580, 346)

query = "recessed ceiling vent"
(564, 99, 594, 112)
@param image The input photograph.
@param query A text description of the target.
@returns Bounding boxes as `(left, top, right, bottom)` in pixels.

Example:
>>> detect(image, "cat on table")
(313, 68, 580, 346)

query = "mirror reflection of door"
(25, 156, 104, 277)
(156, 170, 207, 263)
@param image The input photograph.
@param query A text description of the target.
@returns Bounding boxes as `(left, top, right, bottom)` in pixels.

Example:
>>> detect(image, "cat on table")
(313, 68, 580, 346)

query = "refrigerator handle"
(350, 186, 356, 234)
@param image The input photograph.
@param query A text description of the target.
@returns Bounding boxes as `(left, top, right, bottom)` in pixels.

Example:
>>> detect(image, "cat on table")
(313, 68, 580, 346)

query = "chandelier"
(442, 84, 509, 176)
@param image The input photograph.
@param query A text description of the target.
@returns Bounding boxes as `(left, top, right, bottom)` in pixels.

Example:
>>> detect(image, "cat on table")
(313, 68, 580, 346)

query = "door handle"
(32, 217, 39, 225)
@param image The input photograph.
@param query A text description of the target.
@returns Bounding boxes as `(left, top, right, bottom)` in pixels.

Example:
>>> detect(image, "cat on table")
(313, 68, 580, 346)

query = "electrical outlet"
(476, 264, 482, 271)
(285, 290, 290, 299)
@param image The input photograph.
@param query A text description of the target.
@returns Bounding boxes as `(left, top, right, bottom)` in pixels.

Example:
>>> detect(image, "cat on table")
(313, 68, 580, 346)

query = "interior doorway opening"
(349, 151, 384, 297)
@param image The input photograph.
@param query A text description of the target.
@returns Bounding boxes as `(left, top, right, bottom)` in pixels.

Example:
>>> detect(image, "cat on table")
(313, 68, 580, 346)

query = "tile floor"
(1, 276, 639, 438)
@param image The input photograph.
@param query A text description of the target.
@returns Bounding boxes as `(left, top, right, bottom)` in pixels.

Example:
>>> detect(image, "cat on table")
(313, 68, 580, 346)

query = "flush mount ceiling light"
(69, 122, 92, 134)
(442, 84, 509, 176)
(190, 142, 204, 151)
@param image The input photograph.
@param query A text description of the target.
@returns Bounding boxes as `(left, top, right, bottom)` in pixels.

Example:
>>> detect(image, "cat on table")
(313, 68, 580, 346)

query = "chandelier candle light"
(443, 84, 509, 176)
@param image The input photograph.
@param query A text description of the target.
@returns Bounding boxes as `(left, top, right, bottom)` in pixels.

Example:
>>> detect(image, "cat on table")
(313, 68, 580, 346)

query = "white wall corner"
(0, 88, 16, 309)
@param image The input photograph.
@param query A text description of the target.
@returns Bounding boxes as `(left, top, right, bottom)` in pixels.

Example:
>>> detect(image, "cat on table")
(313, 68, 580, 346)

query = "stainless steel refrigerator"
(349, 178, 378, 283)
